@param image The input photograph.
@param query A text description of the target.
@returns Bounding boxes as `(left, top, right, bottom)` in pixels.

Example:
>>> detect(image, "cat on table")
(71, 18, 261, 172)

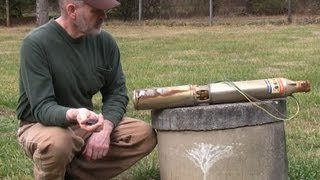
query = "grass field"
(0, 20, 320, 179)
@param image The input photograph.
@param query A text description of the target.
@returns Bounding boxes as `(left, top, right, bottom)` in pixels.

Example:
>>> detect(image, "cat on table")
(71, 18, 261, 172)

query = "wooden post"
(288, 0, 292, 24)
(6, 0, 10, 27)
(209, 0, 213, 26)
(138, 0, 142, 22)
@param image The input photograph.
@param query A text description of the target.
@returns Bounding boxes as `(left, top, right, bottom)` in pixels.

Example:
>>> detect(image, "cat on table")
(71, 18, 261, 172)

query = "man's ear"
(66, 4, 77, 19)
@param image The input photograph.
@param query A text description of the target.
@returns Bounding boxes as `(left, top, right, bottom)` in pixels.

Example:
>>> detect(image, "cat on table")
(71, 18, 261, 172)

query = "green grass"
(0, 21, 320, 179)
(0, 116, 33, 180)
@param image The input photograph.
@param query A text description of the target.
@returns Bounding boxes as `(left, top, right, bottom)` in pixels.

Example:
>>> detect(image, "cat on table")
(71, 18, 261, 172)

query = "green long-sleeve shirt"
(16, 20, 129, 127)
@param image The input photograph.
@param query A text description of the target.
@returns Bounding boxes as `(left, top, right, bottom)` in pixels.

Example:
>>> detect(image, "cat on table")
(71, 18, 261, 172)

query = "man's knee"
(135, 120, 158, 153)
(36, 127, 83, 163)
(113, 117, 157, 154)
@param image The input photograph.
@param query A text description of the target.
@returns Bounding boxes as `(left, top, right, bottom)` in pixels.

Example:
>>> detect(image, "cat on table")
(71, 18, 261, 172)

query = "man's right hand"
(66, 108, 104, 132)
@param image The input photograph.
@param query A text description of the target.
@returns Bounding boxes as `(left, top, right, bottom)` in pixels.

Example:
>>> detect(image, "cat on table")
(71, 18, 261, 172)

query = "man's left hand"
(82, 114, 114, 160)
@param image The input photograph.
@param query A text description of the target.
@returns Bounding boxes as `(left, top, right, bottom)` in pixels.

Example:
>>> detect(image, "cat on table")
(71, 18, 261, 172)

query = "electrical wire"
(223, 80, 300, 121)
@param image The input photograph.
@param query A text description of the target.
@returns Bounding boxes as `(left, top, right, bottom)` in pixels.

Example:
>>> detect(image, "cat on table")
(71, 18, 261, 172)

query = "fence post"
(138, 0, 142, 22)
(209, 0, 213, 26)
(6, 0, 10, 27)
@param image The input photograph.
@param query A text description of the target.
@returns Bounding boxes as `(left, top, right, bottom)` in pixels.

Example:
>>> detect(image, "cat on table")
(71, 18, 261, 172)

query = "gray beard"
(75, 15, 102, 36)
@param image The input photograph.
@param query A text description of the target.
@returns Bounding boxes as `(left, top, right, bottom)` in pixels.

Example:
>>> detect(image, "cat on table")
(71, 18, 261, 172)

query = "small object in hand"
(86, 119, 98, 125)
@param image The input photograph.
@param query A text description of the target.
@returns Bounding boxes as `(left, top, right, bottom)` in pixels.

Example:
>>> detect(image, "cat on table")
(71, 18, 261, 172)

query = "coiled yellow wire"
(224, 81, 300, 121)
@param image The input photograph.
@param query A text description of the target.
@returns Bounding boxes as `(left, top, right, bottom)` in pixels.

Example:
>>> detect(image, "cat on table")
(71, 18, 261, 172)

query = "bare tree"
(288, 0, 292, 23)
(36, 0, 49, 26)
(6, 0, 10, 26)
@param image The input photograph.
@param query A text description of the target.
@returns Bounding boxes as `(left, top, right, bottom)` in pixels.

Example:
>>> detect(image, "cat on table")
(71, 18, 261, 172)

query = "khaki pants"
(17, 117, 157, 180)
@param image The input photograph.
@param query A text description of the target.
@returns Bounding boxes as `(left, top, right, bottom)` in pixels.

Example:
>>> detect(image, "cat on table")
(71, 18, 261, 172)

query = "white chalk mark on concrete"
(186, 143, 233, 180)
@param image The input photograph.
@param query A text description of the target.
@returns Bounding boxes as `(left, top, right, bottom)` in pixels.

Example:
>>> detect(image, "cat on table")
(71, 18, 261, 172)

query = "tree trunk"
(6, 0, 10, 26)
(36, 0, 49, 26)
(288, 0, 292, 24)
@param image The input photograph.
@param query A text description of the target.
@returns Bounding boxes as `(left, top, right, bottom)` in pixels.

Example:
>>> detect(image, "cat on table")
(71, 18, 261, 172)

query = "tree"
(36, 0, 49, 26)
(288, 0, 292, 23)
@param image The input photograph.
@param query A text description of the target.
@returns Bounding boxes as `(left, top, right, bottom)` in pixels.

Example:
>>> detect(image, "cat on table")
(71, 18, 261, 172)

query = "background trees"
(1, 0, 320, 26)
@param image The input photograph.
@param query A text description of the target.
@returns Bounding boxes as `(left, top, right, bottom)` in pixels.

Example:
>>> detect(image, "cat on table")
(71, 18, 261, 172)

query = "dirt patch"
(258, 67, 283, 77)
(0, 107, 15, 117)
(310, 106, 320, 116)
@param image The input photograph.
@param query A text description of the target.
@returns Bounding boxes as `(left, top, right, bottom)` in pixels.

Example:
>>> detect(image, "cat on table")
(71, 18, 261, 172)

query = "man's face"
(74, 3, 106, 36)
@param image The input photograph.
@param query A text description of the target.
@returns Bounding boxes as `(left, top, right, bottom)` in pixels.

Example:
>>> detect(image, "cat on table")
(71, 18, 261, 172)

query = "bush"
(246, 0, 288, 15)
(0, 0, 34, 19)
(109, 0, 160, 21)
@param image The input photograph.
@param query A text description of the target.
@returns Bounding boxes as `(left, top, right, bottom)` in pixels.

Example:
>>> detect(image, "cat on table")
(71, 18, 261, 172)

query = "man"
(16, 0, 157, 179)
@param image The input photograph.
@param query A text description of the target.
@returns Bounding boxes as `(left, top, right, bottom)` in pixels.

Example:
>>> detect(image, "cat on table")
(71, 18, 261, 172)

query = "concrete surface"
(152, 99, 288, 180)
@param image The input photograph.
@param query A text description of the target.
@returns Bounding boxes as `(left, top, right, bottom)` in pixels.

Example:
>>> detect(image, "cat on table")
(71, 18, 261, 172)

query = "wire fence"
(108, 0, 295, 26)
(3, 0, 320, 26)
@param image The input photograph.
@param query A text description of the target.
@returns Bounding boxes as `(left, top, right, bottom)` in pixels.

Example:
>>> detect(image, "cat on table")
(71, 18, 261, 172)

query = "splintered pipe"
(133, 78, 311, 110)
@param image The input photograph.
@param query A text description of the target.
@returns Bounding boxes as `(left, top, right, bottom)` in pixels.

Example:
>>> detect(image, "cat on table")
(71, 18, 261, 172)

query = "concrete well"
(151, 99, 288, 180)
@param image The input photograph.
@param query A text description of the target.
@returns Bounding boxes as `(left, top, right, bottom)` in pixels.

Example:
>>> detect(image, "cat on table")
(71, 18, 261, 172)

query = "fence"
(3, 0, 320, 26)
(111, 0, 294, 25)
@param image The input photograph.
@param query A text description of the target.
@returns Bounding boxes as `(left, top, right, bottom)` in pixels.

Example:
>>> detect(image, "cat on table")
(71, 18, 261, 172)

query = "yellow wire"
(223, 81, 300, 121)
(226, 81, 288, 118)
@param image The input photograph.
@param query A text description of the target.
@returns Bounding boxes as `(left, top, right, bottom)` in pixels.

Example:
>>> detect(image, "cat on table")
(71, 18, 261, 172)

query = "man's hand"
(66, 108, 104, 132)
(82, 114, 114, 160)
